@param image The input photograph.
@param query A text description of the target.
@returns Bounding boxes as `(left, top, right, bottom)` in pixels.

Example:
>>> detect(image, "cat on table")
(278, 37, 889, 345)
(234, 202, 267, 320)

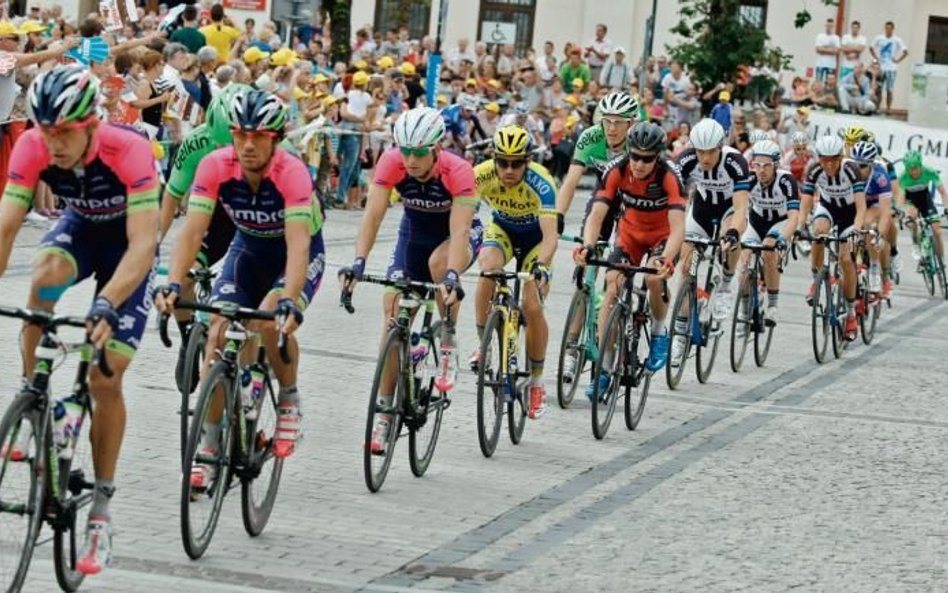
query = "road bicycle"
(730, 241, 784, 371)
(805, 232, 849, 363)
(905, 213, 947, 299)
(341, 275, 451, 492)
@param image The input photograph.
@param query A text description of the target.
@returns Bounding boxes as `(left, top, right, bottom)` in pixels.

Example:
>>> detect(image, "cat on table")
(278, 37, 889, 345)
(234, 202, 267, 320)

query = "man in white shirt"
(870, 21, 908, 114)
(583, 24, 612, 81)
(839, 20, 867, 78)
(813, 18, 840, 83)
(599, 46, 634, 90)
(447, 37, 477, 72)
(660, 60, 690, 110)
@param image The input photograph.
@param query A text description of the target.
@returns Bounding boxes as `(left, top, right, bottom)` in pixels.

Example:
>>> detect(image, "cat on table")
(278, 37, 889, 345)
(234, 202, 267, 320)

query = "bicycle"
(586, 258, 660, 439)
(666, 231, 725, 389)
(905, 213, 948, 300)
(556, 234, 609, 409)
(341, 275, 450, 493)
(730, 241, 784, 372)
(475, 270, 539, 458)
(853, 231, 882, 345)
(804, 231, 848, 363)
(0, 306, 110, 593)
(165, 300, 290, 560)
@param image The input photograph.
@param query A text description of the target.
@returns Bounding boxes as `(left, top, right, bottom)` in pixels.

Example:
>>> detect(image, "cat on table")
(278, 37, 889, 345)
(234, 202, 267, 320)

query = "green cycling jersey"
(571, 125, 627, 179)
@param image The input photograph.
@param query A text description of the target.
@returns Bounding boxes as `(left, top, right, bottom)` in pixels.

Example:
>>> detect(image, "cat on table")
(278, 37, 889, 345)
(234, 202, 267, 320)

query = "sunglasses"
(232, 129, 279, 140)
(629, 152, 658, 163)
(399, 146, 433, 157)
(857, 163, 873, 169)
(495, 158, 527, 170)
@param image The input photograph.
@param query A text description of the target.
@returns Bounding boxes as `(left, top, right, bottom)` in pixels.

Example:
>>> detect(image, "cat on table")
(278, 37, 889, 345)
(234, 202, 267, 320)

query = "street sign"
(481, 21, 516, 45)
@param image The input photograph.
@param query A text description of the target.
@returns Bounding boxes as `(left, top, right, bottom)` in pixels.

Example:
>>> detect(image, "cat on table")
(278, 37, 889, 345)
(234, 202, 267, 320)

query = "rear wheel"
(409, 322, 445, 477)
(476, 311, 504, 458)
(363, 330, 405, 493)
(0, 393, 46, 593)
(753, 266, 774, 367)
(729, 273, 752, 373)
(936, 251, 948, 301)
(695, 286, 720, 384)
(240, 366, 284, 537)
(556, 289, 588, 409)
(591, 303, 625, 440)
(665, 283, 693, 390)
(53, 400, 94, 593)
(180, 322, 208, 470)
(831, 273, 847, 359)
(507, 325, 527, 445)
(624, 316, 651, 431)
(922, 251, 935, 296)
(811, 271, 830, 363)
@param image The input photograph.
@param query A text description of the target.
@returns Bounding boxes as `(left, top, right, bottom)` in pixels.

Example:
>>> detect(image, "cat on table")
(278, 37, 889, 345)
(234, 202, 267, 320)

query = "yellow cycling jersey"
(474, 160, 558, 231)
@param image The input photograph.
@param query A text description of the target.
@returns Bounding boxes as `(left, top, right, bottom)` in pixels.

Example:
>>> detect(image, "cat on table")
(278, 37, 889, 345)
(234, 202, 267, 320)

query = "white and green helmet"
(597, 91, 639, 120)
(393, 107, 445, 148)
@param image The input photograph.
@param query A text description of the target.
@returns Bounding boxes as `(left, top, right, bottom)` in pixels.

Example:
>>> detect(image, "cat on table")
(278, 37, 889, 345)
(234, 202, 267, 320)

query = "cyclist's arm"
(854, 191, 867, 231)
(279, 161, 316, 304)
(782, 175, 802, 243)
(937, 182, 948, 207)
(281, 219, 311, 305)
(582, 168, 616, 248)
(159, 186, 183, 242)
(354, 183, 390, 260)
(0, 134, 36, 276)
(726, 153, 751, 234)
(170, 157, 220, 286)
(555, 163, 586, 216)
(0, 198, 26, 277)
(662, 170, 687, 262)
(731, 189, 749, 234)
(447, 201, 477, 274)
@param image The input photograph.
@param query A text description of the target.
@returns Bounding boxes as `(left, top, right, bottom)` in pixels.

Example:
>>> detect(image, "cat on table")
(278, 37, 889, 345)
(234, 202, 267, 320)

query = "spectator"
(669, 121, 692, 158)
(212, 63, 235, 95)
(869, 21, 908, 114)
(779, 106, 815, 142)
(559, 46, 590, 88)
(599, 47, 633, 90)
(336, 70, 371, 209)
(840, 20, 867, 78)
(352, 28, 375, 61)
(496, 43, 515, 77)
(479, 101, 502, 138)
(583, 23, 612, 81)
(790, 76, 814, 106)
(840, 62, 877, 114)
(813, 18, 839, 83)
(242, 46, 270, 80)
(200, 4, 240, 64)
(513, 63, 543, 111)
(660, 60, 690, 109)
(170, 4, 205, 54)
(709, 90, 733, 133)
(447, 37, 476, 71)
(195, 46, 216, 107)
(131, 49, 174, 139)
(813, 72, 840, 110)
(378, 28, 401, 59)
(668, 82, 701, 127)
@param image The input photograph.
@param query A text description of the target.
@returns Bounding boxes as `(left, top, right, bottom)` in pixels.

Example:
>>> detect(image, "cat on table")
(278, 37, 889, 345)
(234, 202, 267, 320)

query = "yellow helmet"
(838, 125, 869, 145)
(493, 125, 531, 158)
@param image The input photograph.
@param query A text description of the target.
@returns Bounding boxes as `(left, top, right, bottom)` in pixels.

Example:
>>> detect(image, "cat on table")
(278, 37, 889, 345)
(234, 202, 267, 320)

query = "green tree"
(321, 0, 352, 65)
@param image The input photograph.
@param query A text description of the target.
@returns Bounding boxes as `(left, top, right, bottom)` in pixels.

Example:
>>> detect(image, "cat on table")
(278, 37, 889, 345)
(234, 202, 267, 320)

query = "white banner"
(802, 109, 948, 175)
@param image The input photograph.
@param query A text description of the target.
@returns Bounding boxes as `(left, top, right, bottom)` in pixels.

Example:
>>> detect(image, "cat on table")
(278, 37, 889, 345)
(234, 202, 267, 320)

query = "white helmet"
(597, 91, 639, 119)
(748, 130, 769, 144)
(393, 107, 445, 149)
(690, 118, 726, 150)
(813, 134, 844, 157)
(750, 140, 781, 161)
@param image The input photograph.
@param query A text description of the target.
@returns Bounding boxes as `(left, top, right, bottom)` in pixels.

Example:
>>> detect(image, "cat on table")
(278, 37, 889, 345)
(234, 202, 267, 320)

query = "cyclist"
(574, 122, 684, 391)
(160, 83, 252, 389)
(781, 131, 815, 184)
(850, 141, 893, 295)
(470, 125, 558, 419)
(675, 118, 751, 321)
(340, 107, 480, 454)
(156, 90, 324, 482)
(499, 101, 544, 150)
(0, 65, 160, 575)
(798, 134, 867, 342)
(896, 150, 947, 263)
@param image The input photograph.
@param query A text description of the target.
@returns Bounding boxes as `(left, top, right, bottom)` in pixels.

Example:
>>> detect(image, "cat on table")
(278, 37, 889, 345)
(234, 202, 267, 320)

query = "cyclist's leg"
(864, 205, 883, 288)
(810, 205, 833, 282)
(519, 235, 549, 384)
(474, 223, 511, 343)
(174, 208, 234, 336)
(427, 217, 481, 323)
(720, 206, 739, 289)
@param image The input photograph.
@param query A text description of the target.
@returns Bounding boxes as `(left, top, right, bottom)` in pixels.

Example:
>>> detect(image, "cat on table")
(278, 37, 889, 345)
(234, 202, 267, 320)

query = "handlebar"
(585, 258, 660, 277)
(0, 305, 112, 376)
(339, 273, 441, 315)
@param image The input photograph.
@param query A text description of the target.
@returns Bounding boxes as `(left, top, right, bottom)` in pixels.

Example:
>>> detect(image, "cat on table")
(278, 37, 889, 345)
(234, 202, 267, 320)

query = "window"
(925, 16, 948, 65)
(478, 0, 536, 56)
(739, 0, 768, 30)
(374, 0, 430, 41)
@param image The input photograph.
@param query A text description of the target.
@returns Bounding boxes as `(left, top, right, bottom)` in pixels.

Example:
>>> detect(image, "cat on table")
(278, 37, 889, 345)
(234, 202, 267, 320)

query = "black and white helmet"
(850, 141, 879, 163)
(597, 91, 639, 120)
(393, 107, 445, 148)
(813, 134, 844, 157)
(690, 118, 726, 150)
(28, 64, 100, 127)
(229, 90, 287, 133)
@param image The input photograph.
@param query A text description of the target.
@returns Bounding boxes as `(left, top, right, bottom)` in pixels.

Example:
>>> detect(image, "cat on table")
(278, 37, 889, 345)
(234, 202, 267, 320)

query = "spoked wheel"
(591, 303, 625, 440)
(507, 326, 528, 445)
(181, 361, 235, 559)
(831, 275, 847, 359)
(922, 254, 935, 296)
(180, 322, 208, 471)
(936, 253, 948, 301)
(860, 291, 880, 346)
(811, 272, 830, 363)
(53, 402, 94, 593)
(408, 322, 446, 477)
(754, 268, 775, 367)
(0, 393, 46, 593)
(240, 368, 284, 537)
(729, 275, 752, 373)
(695, 289, 720, 384)
(556, 289, 588, 409)
(363, 330, 405, 493)
(476, 311, 504, 458)
(666, 283, 693, 390)
(624, 318, 651, 431)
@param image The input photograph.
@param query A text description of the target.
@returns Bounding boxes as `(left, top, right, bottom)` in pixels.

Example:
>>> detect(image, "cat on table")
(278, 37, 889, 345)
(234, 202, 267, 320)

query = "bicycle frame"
(391, 289, 439, 416)
(483, 272, 531, 400)
(811, 233, 844, 330)
(683, 237, 720, 347)
(561, 234, 610, 362)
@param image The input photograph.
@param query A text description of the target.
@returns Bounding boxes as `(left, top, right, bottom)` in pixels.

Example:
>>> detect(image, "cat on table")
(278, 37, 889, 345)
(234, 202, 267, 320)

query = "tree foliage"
(321, 0, 352, 65)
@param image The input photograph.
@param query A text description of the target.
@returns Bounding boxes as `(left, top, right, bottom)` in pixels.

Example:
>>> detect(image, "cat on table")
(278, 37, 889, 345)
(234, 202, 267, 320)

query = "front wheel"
(729, 274, 752, 373)
(53, 401, 94, 592)
(591, 303, 625, 440)
(624, 316, 651, 431)
(507, 327, 528, 445)
(240, 368, 284, 537)
(476, 311, 505, 458)
(831, 273, 847, 359)
(936, 251, 948, 301)
(363, 330, 405, 493)
(556, 289, 588, 409)
(811, 271, 830, 364)
(695, 288, 720, 384)
(665, 282, 693, 390)
(408, 322, 446, 477)
(180, 322, 208, 471)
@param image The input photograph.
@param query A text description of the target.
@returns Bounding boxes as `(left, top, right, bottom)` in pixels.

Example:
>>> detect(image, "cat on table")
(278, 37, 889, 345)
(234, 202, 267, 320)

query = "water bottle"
(410, 332, 431, 368)
(240, 367, 265, 421)
(52, 395, 84, 460)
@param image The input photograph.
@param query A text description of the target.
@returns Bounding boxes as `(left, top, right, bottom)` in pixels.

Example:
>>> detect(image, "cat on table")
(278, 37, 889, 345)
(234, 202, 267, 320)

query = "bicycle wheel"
(240, 367, 284, 537)
(53, 400, 94, 593)
(729, 274, 752, 373)
(180, 322, 208, 470)
(507, 328, 527, 446)
(695, 288, 720, 384)
(363, 329, 405, 493)
(408, 323, 446, 477)
(860, 290, 880, 346)
(936, 252, 948, 301)
(476, 311, 504, 458)
(811, 271, 830, 363)
(666, 282, 693, 390)
(591, 302, 624, 440)
(831, 276, 847, 359)
(0, 393, 45, 593)
(922, 253, 935, 296)
(754, 269, 775, 367)
(181, 361, 235, 559)
(624, 317, 651, 431)
(556, 289, 588, 409)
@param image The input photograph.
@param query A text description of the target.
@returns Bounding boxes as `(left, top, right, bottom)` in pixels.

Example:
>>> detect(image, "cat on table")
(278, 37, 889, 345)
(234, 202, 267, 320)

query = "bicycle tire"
(409, 322, 446, 477)
(754, 265, 774, 367)
(624, 313, 651, 431)
(556, 289, 588, 409)
(240, 367, 284, 537)
(591, 302, 624, 440)
(181, 360, 235, 559)
(922, 253, 935, 296)
(507, 324, 528, 445)
(695, 286, 720, 384)
(0, 393, 46, 593)
(476, 311, 505, 457)
(860, 291, 880, 345)
(937, 252, 948, 301)
(811, 270, 830, 364)
(180, 322, 208, 471)
(363, 329, 405, 493)
(831, 274, 847, 359)
(53, 400, 94, 593)
(665, 282, 693, 390)
(729, 274, 752, 373)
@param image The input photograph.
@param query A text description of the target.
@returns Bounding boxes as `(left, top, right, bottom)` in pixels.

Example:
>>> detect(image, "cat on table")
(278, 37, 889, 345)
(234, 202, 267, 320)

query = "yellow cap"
(18, 20, 46, 34)
(293, 86, 311, 100)
(354, 59, 369, 71)
(322, 94, 339, 108)
(797, 106, 811, 115)
(0, 21, 23, 37)
(377, 56, 395, 70)
(312, 73, 330, 84)
(488, 79, 502, 89)
(571, 78, 585, 89)
(485, 102, 500, 113)
(242, 47, 270, 64)
(564, 95, 580, 106)
(270, 48, 299, 67)
(566, 114, 579, 128)
(719, 90, 731, 101)
(436, 94, 448, 105)
(352, 71, 370, 86)
(399, 62, 416, 76)
(464, 78, 478, 87)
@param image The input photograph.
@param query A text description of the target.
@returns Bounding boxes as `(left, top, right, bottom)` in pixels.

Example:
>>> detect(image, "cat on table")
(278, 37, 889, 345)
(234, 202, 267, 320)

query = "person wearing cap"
(377, 55, 395, 71)
(559, 46, 590, 89)
(242, 45, 270, 79)
(385, 70, 407, 115)
(599, 46, 633, 90)
(478, 101, 502, 138)
(336, 69, 372, 208)
(270, 48, 299, 68)
(709, 89, 733, 134)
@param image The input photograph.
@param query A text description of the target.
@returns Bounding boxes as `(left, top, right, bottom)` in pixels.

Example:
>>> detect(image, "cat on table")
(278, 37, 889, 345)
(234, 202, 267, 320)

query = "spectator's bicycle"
(729, 241, 784, 371)
(0, 306, 110, 593)
(173, 300, 290, 559)
(341, 275, 450, 492)
(586, 258, 660, 438)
